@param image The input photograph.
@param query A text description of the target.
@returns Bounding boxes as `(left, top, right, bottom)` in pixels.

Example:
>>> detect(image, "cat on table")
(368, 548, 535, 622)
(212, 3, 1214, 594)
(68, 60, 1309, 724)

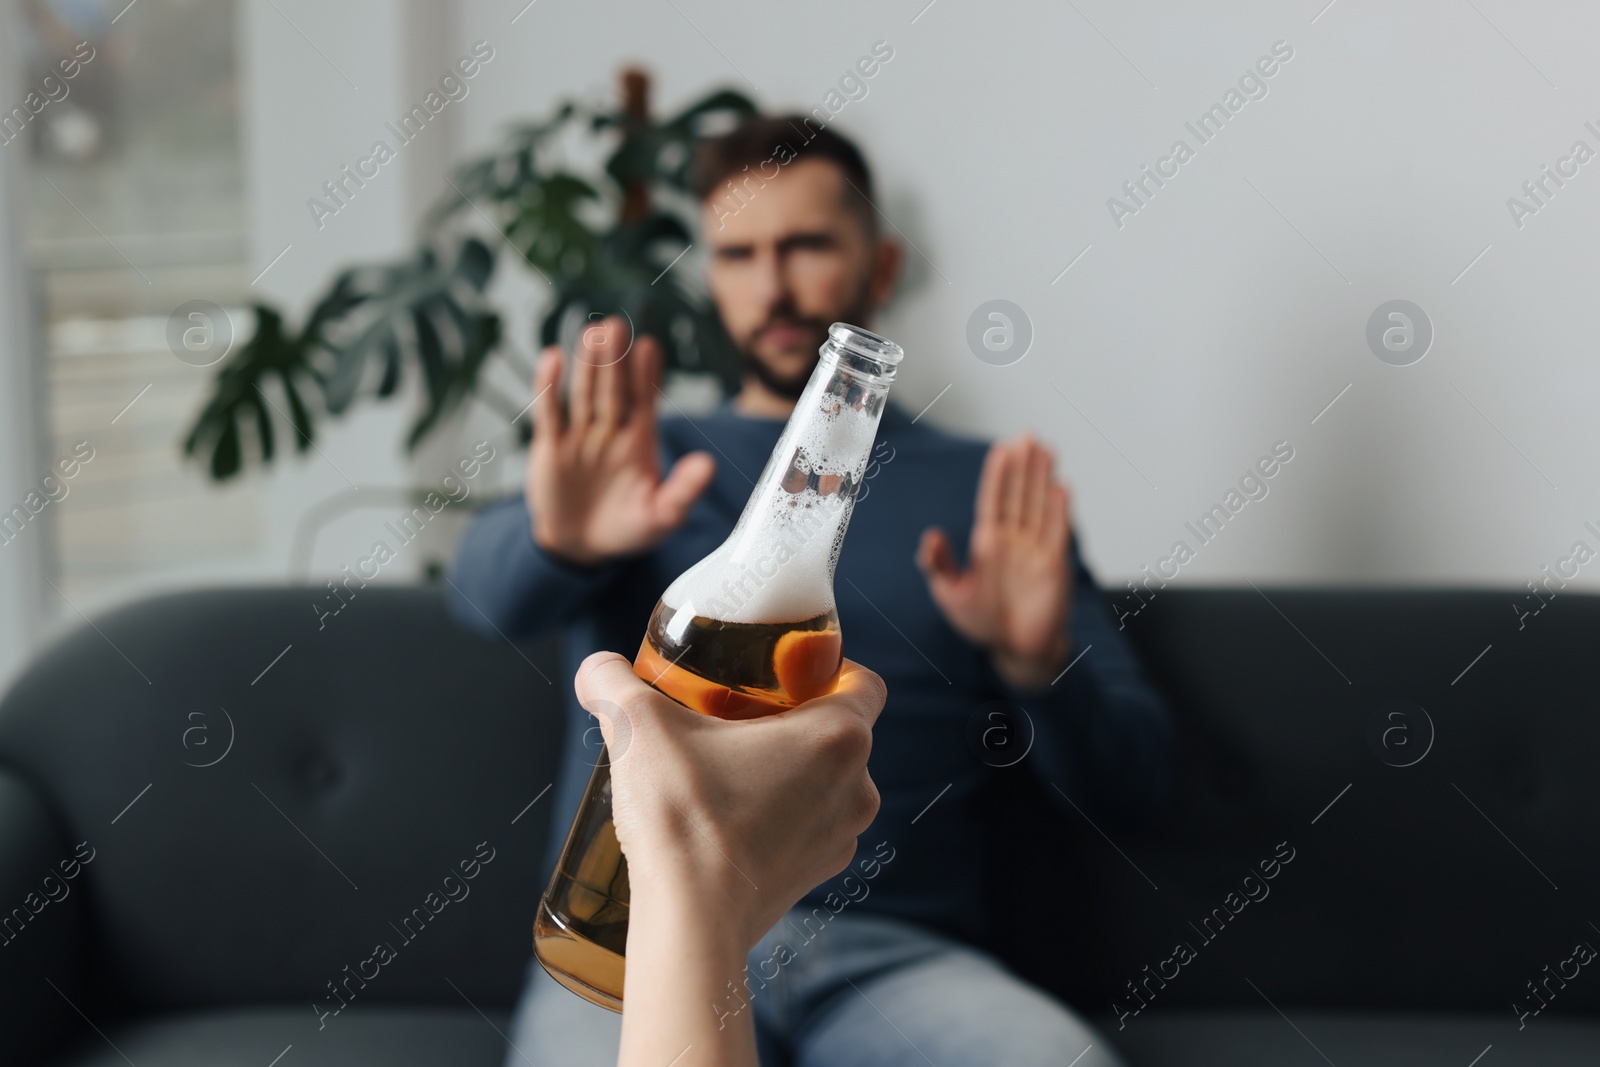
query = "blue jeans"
(505, 908, 1126, 1067)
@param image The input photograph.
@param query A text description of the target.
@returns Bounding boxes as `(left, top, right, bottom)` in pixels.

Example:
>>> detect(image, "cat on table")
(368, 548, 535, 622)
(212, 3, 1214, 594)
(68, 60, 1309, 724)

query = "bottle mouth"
(827, 322, 904, 366)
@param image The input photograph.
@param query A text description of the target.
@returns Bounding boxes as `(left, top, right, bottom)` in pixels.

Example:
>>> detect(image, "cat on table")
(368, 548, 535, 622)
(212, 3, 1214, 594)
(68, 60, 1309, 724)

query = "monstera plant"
(185, 72, 757, 480)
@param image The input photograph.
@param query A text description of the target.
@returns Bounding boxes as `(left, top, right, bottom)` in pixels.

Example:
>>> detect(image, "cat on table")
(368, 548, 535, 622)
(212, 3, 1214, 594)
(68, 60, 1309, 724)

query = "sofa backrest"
(991, 588, 1600, 1019)
(6, 584, 1597, 1023)
(0, 586, 563, 1016)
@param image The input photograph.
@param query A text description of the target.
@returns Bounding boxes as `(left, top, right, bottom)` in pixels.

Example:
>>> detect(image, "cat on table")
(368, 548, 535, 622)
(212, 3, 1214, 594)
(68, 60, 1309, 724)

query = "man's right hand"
(527, 316, 716, 566)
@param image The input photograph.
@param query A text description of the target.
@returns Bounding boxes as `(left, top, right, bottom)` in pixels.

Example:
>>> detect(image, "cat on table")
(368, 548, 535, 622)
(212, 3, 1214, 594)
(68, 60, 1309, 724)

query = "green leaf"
(505, 172, 599, 277)
(183, 304, 317, 481)
(211, 418, 241, 480)
(282, 374, 314, 452)
(456, 235, 495, 291)
(425, 157, 499, 232)
(651, 89, 760, 190)
(413, 304, 447, 401)
(245, 388, 274, 462)
(376, 335, 402, 397)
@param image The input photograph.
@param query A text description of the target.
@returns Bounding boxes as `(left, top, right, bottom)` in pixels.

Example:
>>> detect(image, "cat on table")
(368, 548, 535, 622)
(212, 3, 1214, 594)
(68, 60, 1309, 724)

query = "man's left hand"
(915, 434, 1073, 690)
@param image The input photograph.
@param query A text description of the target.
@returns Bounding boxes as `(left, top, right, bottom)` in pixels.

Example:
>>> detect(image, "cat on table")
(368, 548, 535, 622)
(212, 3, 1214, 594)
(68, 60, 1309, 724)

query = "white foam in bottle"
(660, 323, 903, 629)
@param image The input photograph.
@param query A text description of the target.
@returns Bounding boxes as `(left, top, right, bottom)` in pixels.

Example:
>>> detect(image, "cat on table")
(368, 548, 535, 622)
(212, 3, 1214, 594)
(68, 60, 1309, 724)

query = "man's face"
(701, 158, 878, 398)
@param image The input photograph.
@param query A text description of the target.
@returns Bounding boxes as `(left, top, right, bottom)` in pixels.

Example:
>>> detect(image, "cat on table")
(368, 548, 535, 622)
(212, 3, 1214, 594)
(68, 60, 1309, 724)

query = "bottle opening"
(827, 322, 904, 366)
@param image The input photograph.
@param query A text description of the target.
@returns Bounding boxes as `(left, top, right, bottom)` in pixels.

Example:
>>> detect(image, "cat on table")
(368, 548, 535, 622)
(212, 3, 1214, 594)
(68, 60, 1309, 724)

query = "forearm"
(990, 631, 1072, 690)
(620, 888, 758, 1067)
(1006, 667, 1172, 825)
(447, 495, 622, 637)
(1007, 563, 1174, 820)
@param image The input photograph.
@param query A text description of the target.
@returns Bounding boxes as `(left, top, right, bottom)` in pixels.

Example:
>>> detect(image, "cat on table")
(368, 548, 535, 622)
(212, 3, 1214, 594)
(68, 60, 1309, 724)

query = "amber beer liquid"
(534, 322, 904, 1011)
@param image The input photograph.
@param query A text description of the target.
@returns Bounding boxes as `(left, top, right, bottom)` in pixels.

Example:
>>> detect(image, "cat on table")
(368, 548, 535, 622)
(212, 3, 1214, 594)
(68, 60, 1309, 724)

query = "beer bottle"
(533, 322, 904, 1010)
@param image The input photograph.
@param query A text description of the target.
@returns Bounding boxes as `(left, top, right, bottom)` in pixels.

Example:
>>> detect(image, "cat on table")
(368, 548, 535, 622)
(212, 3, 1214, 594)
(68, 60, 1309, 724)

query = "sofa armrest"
(0, 765, 89, 1065)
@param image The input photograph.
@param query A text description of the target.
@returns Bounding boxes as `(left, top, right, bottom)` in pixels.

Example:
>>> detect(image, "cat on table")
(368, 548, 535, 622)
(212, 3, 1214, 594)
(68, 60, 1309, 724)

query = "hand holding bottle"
(527, 316, 716, 566)
(575, 650, 884, 1067)
(578, 650, 884, 950)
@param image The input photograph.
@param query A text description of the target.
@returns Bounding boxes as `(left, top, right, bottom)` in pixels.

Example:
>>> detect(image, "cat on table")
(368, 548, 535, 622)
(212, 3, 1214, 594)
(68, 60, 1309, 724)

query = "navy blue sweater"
(446, 399, 1173, 946)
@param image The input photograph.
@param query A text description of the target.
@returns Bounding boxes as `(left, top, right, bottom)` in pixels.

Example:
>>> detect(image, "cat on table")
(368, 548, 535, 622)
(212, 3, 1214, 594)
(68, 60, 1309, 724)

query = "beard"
(733, 290, 875, 401)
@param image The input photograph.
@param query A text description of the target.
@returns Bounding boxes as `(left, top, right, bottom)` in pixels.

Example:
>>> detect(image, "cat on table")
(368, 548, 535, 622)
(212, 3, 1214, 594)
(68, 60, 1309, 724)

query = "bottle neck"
(663, 327, 900, 624)
(734, 340, 893, 527)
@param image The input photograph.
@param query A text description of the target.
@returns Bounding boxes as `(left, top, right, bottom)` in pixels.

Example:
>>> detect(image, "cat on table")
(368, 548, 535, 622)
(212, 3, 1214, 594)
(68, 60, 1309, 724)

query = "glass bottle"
(533, 322, 904, 1011)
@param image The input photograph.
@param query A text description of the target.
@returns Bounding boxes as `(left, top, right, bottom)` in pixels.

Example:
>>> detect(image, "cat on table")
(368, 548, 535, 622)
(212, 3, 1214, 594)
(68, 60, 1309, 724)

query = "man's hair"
(690, 114, 877, 235)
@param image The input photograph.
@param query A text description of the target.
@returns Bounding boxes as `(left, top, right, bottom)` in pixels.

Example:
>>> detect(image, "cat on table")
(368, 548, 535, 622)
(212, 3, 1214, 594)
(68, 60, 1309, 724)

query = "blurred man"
(449, 115, 1172, 1067)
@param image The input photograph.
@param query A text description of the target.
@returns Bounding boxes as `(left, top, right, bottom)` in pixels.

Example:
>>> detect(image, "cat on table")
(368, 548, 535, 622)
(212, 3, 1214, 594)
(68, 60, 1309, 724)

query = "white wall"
(445, 0, 1600, 593)
(236, 0, 418, 591)
(9, 0, 1589, 669)
(242, 0, 523, 591)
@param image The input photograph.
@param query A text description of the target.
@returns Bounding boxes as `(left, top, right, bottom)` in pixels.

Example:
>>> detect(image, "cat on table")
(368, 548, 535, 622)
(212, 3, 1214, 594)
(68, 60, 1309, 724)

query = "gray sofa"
(0, 585, 1595, 1065)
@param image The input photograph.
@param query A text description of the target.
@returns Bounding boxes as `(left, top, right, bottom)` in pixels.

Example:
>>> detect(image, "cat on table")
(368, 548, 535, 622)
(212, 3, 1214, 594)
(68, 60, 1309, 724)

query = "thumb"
(652, 451, 716, 532)
(573, 651, 654, 761)
(915, 527, 965, 612)
(916, 527, 960, 584)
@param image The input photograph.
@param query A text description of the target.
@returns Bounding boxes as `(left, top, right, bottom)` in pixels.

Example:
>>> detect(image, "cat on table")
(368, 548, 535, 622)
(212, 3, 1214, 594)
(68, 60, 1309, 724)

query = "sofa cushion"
(1107, 1009, 1600, 1066)
(47, 1006, 511, 1067)
(990, 590, 1600, 1014)
(0, 587, 565, 1015)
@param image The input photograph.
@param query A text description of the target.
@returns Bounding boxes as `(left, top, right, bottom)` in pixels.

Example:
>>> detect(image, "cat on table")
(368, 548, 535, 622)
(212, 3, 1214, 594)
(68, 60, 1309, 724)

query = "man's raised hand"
(526, 316, 715, 566)
(916, 434, 1074, 690)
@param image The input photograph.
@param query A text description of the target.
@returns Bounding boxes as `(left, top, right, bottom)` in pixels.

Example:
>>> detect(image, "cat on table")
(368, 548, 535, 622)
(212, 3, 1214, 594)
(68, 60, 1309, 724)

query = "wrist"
(991, 633, 1072, 691)
(627, 878, 751, 991)
(628, 852, 761, 952)
(621, 874, 759, 1067)
(530, 522, 604, 569)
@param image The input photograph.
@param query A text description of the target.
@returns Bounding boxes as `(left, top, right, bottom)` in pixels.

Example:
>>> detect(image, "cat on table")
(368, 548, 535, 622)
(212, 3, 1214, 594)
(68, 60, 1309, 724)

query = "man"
(448, 115, 1173, 1067)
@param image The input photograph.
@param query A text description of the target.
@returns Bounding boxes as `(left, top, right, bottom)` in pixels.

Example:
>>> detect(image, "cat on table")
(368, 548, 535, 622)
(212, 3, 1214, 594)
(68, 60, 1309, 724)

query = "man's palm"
(527, 320, 714, 566)
(917, 436, 1073, 686)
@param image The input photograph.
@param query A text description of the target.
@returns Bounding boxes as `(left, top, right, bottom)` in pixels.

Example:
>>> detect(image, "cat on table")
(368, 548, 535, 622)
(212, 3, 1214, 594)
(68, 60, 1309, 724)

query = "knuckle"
(823, 841, 857, 882)
(812, 717, 872, 764)
(855, 669, 888, 714)
(574, 651, 608, 685)
(853, 775, 881, 830)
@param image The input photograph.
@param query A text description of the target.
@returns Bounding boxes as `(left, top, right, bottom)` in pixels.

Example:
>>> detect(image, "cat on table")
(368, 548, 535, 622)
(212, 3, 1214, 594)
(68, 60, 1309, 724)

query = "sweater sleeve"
(445, 494, 625, 639)
(991, 542, 1175, 827)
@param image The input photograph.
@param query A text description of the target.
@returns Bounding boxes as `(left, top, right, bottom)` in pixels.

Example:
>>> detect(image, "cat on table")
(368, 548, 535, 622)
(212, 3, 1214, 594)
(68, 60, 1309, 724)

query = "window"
(20, 0, 254, 612)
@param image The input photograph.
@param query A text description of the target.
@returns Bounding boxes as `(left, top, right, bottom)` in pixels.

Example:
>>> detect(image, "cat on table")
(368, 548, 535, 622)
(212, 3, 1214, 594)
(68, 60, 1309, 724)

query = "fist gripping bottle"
(534, 323, 904, 1010)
